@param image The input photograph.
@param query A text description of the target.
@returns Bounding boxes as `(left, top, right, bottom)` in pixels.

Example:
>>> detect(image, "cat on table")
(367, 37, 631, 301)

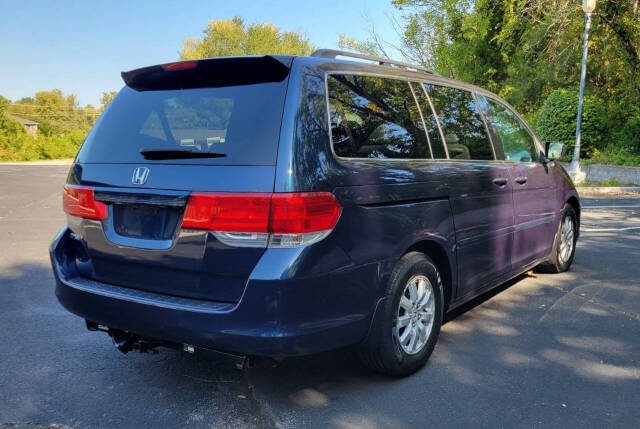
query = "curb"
(578, 186, 640, 196)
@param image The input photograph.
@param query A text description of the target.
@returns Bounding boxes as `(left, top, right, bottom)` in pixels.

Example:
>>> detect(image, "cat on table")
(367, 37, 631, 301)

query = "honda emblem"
(132, 167, 150, 185)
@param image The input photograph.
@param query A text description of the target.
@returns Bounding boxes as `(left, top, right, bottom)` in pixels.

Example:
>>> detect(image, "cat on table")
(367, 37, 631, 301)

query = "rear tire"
(358, 252, 443, 377)
(540, 204, 577, 273)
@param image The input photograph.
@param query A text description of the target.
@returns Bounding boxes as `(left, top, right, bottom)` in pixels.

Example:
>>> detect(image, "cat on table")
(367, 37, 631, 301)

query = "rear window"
(76, 81, 289, 165)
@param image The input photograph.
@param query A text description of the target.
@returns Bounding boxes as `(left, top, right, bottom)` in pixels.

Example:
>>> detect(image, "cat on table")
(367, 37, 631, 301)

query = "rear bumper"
(51, 227, 378, 357)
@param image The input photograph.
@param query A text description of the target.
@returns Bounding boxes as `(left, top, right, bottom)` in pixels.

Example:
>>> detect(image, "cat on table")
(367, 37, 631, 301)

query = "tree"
(100, 91, 117, 111)
(339, 0, 639, 160)
(0, 95, 23, 135)
(338, 34, 382, 57)
(180, 16, 315, 59)
(389, 0, 639, 107)
(535, 89, 608, 158)
(0, 95, 9, 117)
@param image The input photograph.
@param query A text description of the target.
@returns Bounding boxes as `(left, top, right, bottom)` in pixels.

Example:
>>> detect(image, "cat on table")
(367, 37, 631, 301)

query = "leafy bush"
(535, 89, 609, 159)
(622, 113, 640, 152)
(0, 131, 83, 161)
(586, 145, 640, 167)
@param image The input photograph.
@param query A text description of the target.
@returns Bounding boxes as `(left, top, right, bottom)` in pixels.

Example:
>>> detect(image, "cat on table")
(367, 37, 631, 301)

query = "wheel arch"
(566, 194, 581, 236)
(405, 239, 455, 310)
(360, 237, 453, 356)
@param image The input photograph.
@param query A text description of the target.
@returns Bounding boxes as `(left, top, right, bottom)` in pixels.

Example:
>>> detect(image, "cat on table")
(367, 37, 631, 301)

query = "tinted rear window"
(76, 81, 289, 165)
(424, 84, 494, 161)
(327, 74, 430, 159)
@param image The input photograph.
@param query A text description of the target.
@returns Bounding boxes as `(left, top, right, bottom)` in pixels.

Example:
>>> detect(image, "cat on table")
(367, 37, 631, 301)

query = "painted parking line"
(583, 205, 640, 209)
(582, 226, 640, 232)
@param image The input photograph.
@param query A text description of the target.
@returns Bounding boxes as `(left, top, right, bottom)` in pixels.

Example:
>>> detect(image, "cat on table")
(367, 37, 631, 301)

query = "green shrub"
(535, 89, 609, 159)
(622, 114, 640, 152)
(0, 130, 84, 162)
(586, 145, 640, 166)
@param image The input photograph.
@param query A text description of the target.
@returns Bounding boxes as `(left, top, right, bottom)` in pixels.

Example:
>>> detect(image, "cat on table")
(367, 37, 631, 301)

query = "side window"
(409, 82, 447, 159)
(327, 74, 430, 159)
(424, 84, 494, 161)
(481, 96, 537, 163)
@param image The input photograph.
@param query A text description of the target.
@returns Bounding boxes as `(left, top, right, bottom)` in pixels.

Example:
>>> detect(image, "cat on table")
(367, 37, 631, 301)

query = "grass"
(582, 146, 640, 167)
(578, 177, 638, 187)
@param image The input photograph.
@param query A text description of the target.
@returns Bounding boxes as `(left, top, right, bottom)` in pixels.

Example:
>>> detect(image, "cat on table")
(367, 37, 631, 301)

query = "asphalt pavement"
(1, 165, 638, 429)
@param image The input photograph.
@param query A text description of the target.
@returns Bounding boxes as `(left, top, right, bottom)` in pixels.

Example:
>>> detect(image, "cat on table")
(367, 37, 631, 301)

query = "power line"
(7, 115, 100, 120)
(8, 110, 102, 116)
(10, 103, 102, 107)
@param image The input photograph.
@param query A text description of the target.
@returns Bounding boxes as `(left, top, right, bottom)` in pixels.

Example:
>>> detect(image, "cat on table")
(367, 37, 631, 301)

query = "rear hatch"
(67, 56, 292, 303)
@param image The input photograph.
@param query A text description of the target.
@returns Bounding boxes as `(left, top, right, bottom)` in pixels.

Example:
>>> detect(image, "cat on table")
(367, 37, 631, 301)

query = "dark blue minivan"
(50, 50, 580, 376)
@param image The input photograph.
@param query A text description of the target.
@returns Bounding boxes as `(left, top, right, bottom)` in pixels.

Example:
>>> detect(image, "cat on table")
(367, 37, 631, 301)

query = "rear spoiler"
(121, 55, 293, 91)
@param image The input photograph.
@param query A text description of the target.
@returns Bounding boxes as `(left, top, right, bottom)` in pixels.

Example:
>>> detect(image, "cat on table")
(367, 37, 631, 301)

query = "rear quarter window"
(327, 74, 431, 159)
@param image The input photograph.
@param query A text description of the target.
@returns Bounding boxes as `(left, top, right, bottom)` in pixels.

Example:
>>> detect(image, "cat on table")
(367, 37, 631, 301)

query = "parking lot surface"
(1, 165, 638, 429)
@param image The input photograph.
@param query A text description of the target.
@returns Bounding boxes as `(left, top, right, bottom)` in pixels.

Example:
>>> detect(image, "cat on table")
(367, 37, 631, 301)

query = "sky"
(0, 0, 402, 107)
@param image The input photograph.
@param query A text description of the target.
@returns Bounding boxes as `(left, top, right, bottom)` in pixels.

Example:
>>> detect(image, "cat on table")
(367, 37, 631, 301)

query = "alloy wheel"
(394, 275, 435, 355)
(558, 216, 575, 264)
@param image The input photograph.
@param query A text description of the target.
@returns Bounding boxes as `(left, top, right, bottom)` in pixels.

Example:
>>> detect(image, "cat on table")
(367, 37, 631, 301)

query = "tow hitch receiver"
(109, 329, 161, 354)
(86, 321, 160, 354)
(84, 320, 251, 368)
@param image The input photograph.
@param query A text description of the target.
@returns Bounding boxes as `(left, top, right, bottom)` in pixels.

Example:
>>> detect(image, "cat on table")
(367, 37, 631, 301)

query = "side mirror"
(545, 142, 566, 161)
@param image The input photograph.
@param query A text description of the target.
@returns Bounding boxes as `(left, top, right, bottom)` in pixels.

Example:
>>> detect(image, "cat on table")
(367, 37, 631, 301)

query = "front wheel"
(541, 204, 577, 273)
(358, 252, 443, 377)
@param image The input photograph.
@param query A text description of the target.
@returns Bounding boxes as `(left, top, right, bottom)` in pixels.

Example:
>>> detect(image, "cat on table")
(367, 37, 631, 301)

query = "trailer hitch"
(109, 329, 160, 354)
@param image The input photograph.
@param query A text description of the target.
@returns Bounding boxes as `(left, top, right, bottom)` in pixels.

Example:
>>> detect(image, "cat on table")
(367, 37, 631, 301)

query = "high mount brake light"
(62, 185, 107, 220)
(161, 61, 198, 71)
(182, 192, 342, 248)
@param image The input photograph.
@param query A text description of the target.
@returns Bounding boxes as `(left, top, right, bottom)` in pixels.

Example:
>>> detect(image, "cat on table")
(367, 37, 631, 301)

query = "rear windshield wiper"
(140, 148, 227, 160)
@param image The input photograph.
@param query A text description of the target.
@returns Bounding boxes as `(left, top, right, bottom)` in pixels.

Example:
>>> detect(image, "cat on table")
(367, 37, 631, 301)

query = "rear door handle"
(492, 178, 508, 187)
(515, 176, 528, 185)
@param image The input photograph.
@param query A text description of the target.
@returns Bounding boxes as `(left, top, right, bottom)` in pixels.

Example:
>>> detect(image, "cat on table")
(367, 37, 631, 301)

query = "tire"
(358, 252, 444, 377)
(540, 204, 578, 273)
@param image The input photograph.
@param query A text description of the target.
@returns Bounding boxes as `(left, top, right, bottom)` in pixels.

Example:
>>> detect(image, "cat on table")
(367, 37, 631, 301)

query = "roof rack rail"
(310, 49, 438, 75)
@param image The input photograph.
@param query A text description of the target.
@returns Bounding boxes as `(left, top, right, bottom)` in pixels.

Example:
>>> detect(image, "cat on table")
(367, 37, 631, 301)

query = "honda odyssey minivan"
(50, 50, 580, 376)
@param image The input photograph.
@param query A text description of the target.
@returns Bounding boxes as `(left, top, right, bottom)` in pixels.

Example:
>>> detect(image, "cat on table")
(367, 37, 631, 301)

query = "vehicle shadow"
(0, 262, 270, 429)
(241, 236, 640, 428)
(3, 239, 639, 429)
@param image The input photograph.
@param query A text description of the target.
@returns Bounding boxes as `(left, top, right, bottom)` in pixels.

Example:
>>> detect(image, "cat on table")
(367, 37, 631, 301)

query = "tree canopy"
(180, 16, 315, 59)
(341, 0, 640, 163)
(0, 89, 97, 161)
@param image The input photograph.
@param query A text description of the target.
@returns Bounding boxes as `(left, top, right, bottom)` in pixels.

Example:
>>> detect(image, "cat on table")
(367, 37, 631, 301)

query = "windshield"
(76, 80, 289, 165)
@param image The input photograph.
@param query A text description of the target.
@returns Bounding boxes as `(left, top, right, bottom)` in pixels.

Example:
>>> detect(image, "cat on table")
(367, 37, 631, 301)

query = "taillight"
(270, 193, 342, 233)
(182, 193, 271, 232)
(62, 185, 107, 220)
(182, 192, 342, 248)
(182, 193, 271, 248)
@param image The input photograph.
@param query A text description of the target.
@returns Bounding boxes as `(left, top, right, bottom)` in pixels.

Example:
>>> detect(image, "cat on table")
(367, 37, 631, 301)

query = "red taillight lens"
(62, 185, 107, 220)
(270, 193, 342, 234)
(182, 193, 271, 232)
(182, 192, 342, 234)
